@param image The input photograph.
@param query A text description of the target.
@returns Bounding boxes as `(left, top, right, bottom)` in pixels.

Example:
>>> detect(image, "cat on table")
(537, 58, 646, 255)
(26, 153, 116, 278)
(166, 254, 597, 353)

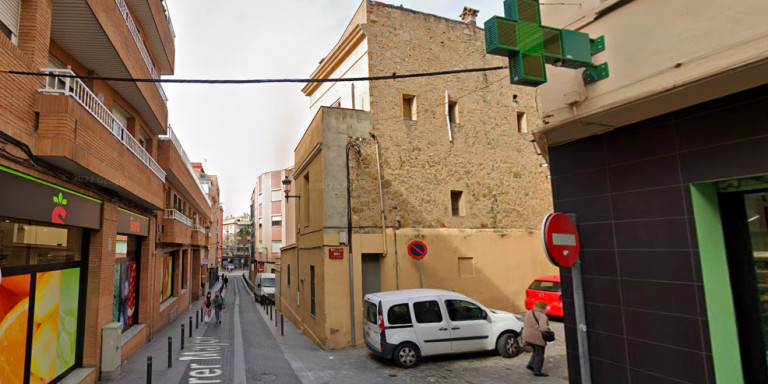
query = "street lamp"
(282, 177, 300, 200)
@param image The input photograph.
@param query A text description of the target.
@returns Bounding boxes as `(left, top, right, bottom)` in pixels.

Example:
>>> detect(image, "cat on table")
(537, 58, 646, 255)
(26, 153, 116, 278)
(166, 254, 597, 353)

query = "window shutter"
(0, 0, 21, 37)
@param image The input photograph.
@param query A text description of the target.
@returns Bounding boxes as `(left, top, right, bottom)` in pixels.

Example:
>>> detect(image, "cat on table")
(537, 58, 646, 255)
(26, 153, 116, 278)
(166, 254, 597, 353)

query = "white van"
(363, 289, 524, 368)
(255, 273, 276, 304)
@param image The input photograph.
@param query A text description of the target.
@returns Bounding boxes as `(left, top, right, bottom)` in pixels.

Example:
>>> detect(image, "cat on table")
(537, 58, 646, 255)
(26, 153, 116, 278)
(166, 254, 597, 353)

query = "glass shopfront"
(0, 218, 87, 384)
(0, 165, 101, 384)
(113, 235, 139, 332)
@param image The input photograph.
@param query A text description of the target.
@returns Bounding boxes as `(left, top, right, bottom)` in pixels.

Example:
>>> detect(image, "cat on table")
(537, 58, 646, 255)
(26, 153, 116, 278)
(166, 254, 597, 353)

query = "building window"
(302, 173, 310, 226)
(516, 111, 528, 133)
(310, 265, 316, 316)
(114, 235, 140, 331)
(451, 190, 465, 217)
(272, 241, 282, 253)
(448, 100, 459, 124)
(160, 254, 174, 301)
(271, 189, 282, 202)
(402, 94, 417, 121)
(271, 215, 282, 227)
(287, 264, 291, 287)
(0, 0, 20, 44)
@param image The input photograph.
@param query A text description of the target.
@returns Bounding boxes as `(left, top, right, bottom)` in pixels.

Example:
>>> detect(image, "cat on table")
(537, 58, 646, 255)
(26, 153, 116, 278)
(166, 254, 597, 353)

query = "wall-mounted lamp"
(540, 163, 549, 168)
(282, 177, 301, 201)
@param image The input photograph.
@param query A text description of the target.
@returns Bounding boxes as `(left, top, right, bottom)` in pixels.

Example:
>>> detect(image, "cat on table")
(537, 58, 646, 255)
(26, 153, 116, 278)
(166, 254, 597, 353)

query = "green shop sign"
(0, 165, 102, 229)
(485, 0, 608, 86)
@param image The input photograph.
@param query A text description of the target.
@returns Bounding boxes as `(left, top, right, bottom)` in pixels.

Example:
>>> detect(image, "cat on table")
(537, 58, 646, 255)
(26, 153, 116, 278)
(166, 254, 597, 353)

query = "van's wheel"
(497, 333, 522, 358)
(393, 343, 420, 368)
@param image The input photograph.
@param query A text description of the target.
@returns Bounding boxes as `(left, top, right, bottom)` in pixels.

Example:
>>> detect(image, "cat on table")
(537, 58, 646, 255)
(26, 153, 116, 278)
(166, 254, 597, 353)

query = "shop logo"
(129, 217, 141, 233)
(52, 192, 68, 224)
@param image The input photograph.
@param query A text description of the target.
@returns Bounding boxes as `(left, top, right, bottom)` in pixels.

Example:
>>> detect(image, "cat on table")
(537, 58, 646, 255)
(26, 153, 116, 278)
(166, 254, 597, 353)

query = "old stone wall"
(348, 2, 552, 233)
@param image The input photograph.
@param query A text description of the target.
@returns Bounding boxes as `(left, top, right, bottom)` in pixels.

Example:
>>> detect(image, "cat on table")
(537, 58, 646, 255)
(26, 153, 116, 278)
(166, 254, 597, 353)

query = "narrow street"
(114, 272, 567, 384)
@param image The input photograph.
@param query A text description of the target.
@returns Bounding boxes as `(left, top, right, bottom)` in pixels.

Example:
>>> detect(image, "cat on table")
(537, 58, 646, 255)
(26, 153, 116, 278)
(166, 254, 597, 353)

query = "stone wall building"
(278, 1, 556, 350)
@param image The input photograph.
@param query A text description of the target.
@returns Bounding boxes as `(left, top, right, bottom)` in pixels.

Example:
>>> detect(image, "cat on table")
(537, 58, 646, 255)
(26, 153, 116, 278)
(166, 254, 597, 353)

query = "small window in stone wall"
(516, 111, 528, 133)
(402, 94, 417, 121)
(451, 190, 465, 217)
(449, 100, 459, 124)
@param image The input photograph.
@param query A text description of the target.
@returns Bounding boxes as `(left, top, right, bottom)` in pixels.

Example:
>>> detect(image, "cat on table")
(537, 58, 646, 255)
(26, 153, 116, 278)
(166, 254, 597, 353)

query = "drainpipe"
(369, 133, 387, 257)
(394, 216, 401, 290)
(346, 140, 362, 347)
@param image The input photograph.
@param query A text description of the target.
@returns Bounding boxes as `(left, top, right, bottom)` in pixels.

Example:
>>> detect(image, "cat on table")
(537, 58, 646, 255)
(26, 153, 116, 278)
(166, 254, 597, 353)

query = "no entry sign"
(542, 213, 580, 267)
(408, 241, 428, 260)
(259, 266, 265, 273)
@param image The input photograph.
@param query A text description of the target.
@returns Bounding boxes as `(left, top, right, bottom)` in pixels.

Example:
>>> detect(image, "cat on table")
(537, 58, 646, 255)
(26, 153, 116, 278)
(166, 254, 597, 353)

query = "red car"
(524, 275, 563, 317)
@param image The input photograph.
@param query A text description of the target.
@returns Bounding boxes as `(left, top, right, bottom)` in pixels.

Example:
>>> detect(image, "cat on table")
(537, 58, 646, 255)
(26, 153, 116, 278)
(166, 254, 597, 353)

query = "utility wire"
(0, 66, 508, 84)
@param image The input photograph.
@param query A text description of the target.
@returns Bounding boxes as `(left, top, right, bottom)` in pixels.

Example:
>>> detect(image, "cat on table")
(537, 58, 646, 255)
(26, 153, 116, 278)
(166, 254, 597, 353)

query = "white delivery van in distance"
(255, 273, 276, 304)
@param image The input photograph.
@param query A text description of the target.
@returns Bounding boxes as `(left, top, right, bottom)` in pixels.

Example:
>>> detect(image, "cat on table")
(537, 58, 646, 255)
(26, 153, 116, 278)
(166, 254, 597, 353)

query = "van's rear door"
(364, 297, 381, 351)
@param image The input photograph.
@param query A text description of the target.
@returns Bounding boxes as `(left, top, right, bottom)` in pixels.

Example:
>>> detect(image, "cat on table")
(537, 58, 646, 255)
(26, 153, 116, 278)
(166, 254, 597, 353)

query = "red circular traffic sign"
(258, 266, 264, 273)
(408, 241, 428, 260)
(542, 213, 580, 267)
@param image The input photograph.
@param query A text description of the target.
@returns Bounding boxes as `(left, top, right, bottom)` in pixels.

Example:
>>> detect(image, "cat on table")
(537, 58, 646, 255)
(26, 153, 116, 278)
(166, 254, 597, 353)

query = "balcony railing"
(160, 126, 212, 207)
(165, 209, 192, 226)
(114, 0, 168, 103)
(193, 225, 206, 233)
(161, 0, 176, 39)
(40, 69, 166, 181)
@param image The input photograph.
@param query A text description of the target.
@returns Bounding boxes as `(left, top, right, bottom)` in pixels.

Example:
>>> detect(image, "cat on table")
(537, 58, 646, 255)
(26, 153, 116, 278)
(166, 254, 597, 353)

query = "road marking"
(233, 280, 247, 384)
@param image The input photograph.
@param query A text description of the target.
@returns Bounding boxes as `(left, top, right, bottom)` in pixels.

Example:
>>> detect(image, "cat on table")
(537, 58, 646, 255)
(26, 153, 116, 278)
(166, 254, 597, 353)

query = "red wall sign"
(542, 213, 580, 267)
(408, 241, 428, 260)
(329, 248, 344, 259)
(259, 266, 265, 273)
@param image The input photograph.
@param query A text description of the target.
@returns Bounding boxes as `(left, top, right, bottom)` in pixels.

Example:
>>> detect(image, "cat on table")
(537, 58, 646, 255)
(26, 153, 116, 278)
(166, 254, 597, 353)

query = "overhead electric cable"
(0, 66, 508, 84)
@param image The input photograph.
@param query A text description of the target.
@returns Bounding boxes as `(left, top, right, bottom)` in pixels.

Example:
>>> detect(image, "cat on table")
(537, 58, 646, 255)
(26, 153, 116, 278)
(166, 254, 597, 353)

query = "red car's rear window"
(529, 280, 562, 292)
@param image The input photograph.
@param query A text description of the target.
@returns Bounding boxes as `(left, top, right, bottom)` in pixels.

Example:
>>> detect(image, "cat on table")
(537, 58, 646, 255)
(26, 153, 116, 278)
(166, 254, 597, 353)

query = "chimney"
(460, 7, 479, 25)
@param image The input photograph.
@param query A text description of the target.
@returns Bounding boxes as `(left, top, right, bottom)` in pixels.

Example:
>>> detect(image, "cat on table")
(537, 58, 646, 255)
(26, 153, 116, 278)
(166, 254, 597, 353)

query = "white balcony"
(165, 209, 192, 226)
(114, 0, 168, 103)
(160, 126, 212, 207)
(40, 69, 166, 181)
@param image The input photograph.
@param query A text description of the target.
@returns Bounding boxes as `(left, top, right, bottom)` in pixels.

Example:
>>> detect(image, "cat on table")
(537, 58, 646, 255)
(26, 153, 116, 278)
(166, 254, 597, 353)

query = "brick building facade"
(0, 1, 218, 383)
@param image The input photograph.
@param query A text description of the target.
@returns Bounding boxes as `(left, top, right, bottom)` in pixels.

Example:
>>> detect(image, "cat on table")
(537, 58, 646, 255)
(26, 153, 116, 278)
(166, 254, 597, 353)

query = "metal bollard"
(189, 316, 192, 337)
(275, 309, 278, 327)
(280, 315, 284, 336)
(146, 356, 152, 384)
(269, 304, 273, 320)
(167, 337, 172, 368)
(196, 312, 199, 329)
(181, 325, 185, 350)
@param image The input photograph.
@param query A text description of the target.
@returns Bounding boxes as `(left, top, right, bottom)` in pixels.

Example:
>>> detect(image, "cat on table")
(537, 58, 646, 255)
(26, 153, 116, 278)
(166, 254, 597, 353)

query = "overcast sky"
(164, 0, 506, 217)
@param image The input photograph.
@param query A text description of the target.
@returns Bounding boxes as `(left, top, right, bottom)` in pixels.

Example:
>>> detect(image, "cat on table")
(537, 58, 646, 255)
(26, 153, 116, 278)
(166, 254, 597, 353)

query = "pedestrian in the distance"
(213, 291, 224, 324)
(522, 301, 553, 377)
(200, 281, 205, 297)
(224, 275, 229, 289)
(203, 292, 213, 324)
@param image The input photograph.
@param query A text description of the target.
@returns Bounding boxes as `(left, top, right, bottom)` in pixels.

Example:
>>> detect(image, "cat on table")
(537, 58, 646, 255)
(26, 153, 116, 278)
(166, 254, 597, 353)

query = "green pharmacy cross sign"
(485, 0, 608, 86)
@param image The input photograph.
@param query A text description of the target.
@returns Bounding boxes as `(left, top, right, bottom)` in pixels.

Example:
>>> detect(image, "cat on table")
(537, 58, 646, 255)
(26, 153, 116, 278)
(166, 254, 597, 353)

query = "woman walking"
(522, 301, 553, 377)
(213, 291, 224, 324)
(203, 292, 213, 324)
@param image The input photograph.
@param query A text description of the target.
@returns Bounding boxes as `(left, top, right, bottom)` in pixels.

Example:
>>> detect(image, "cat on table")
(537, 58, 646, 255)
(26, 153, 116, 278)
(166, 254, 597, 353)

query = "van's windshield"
(261, 278, 276, 287)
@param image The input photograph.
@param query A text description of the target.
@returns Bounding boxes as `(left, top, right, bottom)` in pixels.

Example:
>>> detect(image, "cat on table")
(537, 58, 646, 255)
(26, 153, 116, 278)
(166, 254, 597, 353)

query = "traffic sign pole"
(417, 260, 423, 288)
(572, 260, 592, 384)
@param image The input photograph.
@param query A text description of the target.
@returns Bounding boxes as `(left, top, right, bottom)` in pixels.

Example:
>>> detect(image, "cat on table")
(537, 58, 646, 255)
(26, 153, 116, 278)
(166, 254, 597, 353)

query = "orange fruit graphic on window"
(0, 298, 29, 384)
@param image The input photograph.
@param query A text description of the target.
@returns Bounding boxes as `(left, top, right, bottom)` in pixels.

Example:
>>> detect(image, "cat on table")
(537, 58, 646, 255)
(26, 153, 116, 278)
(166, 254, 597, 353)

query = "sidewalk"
(109, 280, 223, 384)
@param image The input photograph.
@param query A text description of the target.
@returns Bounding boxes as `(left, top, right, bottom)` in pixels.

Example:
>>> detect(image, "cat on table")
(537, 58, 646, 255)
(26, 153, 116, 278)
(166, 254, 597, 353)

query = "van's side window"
(445, 300, 484, 321)
(413, 301, 443, 323)
(387, 304, 412, 325)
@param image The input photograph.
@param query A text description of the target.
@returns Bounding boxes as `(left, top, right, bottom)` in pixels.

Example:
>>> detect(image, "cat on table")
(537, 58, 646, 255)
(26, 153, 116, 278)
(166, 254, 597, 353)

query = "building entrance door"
(362, 254, 381, 296)
(719, 190, 768, 383)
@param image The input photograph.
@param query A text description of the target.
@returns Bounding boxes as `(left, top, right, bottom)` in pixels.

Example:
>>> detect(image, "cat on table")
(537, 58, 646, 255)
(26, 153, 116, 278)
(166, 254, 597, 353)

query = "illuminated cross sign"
(485, 0, 608, 86)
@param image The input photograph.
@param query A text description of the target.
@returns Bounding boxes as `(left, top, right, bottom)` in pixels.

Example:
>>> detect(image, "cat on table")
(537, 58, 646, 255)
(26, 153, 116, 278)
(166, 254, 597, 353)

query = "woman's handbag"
(533, 312, 556, 342)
